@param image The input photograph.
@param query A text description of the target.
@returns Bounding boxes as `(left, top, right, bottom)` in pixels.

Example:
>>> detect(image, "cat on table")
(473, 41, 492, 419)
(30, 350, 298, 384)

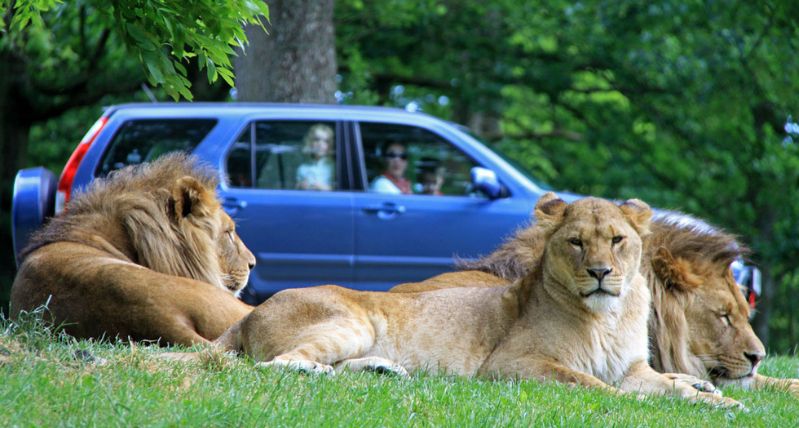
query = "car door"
(219, 120, 355, 302)
(351, 121, 526, 290)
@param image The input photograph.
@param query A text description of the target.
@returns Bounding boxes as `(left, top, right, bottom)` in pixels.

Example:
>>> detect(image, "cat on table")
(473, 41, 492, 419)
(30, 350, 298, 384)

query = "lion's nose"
(744, 351, 764, 369)
(586, 267, 613, 281)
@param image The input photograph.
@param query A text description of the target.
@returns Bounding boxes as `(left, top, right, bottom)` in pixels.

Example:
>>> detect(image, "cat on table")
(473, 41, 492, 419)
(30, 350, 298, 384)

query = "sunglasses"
(384, 151, 407, 160)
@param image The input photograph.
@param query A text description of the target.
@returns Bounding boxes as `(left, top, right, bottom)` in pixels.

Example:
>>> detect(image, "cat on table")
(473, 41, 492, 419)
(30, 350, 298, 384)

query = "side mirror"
(471, 167, 505, 199)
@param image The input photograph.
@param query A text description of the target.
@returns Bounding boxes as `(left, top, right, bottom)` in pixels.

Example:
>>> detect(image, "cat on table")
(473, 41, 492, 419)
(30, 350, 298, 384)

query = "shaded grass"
(1, 313, 797, 427)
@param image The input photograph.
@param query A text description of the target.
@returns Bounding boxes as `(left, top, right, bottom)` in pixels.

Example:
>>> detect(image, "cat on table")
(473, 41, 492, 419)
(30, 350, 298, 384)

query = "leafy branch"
(1, 0, 269, 100)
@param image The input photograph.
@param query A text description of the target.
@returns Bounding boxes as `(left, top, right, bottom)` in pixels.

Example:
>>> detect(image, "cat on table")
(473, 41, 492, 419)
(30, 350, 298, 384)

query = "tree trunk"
(235, 0, 337, 103)
(466, 112, 502, 141)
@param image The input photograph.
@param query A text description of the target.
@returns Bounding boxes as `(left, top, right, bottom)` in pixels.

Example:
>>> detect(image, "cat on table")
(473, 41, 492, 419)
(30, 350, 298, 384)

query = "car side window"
(227, 121, 337, 190)
(97, 119, 217, 177)
(360, 122, 481, 197)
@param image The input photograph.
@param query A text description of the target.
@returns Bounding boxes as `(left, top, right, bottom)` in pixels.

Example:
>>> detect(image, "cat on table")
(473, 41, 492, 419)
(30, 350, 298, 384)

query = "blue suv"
(8, 103, 601, 303)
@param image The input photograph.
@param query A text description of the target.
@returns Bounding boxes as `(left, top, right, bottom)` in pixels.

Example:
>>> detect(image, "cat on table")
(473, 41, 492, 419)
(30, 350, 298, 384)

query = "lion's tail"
(214, 318, 244, 353)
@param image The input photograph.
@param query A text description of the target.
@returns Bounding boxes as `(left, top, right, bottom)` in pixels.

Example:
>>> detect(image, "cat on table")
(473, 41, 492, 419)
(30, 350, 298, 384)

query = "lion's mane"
(645, 211, 747, 378)
(21, 153, 226, 289)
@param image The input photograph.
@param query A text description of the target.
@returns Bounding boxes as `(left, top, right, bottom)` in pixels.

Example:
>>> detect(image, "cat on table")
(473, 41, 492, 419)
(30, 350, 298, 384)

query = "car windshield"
(457, 126, 552, 191)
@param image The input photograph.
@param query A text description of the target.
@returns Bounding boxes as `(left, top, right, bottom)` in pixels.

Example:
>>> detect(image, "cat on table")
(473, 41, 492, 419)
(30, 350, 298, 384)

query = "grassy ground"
(1, 312, 797, 427)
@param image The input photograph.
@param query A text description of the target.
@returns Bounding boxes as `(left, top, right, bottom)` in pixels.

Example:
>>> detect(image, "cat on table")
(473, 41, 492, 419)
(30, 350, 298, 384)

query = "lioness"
(392, 208, 799, 396)
(10, 154, 254, 345)
(211, 194, 739, 407)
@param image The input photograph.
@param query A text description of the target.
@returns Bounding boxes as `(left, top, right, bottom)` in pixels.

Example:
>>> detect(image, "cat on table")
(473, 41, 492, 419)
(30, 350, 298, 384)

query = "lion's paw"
(663, 372, 721, 396)
(256, 358, 335, 375)
(697, 391, 745, 410)
(335, 357, 410, 378)
(784, 379, 799, 398)
(364, 361, 410, 378)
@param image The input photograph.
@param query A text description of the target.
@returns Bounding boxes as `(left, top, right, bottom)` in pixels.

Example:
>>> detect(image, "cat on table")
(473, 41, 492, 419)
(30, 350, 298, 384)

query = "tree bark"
(235, 0, 337, 103)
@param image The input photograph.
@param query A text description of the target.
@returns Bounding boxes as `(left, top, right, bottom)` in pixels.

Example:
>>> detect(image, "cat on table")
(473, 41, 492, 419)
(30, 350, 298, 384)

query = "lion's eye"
(568, 238, 583, 248)
(612, 236, 624, 245)
(226, 231, 235, 243)
(721, 314, 732, 327)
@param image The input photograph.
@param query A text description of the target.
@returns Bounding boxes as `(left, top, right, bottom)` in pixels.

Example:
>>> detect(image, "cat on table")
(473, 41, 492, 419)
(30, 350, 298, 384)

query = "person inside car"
(296, 124, 335, 191)
(419, 167, 445, 195)
(370, 142, 412, 194)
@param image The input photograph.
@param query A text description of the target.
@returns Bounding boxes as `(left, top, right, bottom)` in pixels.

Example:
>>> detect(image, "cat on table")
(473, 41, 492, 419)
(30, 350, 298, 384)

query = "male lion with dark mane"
(392, 205, 799, 397)
(10, 153, 254, 346)
(192, 194, 739, 408)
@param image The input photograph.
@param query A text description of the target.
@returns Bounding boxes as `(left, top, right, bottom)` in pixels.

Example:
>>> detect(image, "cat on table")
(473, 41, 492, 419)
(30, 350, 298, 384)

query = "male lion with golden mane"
(200, 194, 739, 408)
(392, 205, 799, 397)
(10, 153, 255, 346)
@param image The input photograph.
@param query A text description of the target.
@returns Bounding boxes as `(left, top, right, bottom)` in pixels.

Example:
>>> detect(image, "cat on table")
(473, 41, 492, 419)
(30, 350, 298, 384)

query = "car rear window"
(96, 119, 217, 176)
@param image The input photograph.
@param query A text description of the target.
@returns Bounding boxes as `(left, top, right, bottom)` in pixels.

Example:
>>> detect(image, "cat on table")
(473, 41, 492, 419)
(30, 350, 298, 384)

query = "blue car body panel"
(352, 192, 531, 289)
(224, 187, 356, 296)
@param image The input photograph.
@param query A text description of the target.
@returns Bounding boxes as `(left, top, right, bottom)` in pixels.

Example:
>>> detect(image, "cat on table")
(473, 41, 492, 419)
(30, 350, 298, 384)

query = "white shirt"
(296, 158, 334, 190)
(370, 175, 402, 194)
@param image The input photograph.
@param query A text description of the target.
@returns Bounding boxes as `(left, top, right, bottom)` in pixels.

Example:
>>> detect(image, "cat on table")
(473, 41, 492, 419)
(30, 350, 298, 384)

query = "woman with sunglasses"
(370, 142, 412, 194)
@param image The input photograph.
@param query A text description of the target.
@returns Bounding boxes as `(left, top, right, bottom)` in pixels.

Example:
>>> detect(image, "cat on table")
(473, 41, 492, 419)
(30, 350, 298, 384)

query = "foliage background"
(1, 0, 798, 353)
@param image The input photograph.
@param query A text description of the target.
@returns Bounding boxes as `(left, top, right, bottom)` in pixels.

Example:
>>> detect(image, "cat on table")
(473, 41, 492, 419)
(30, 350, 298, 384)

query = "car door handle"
(362, 202, 406, 220)
(222, 197, 247, 215)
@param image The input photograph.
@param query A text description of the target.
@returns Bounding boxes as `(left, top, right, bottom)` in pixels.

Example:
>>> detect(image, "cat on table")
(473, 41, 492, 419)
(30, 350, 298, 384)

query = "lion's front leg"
(248, 314, 378, 376)
(621, 360, 742, 408)
(753, 374, 799, 397)
(481, 357, 622, 394)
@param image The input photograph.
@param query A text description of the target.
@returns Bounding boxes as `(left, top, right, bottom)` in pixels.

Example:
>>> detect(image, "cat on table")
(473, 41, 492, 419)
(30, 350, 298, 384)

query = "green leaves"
(1, 0, 59, 33)
(108, 0, 268, 100)
(1, 0, 269, 100)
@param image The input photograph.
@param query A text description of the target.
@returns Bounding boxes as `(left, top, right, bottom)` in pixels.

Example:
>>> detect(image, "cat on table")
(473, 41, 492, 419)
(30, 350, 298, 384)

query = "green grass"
(1, 313, 797, 427)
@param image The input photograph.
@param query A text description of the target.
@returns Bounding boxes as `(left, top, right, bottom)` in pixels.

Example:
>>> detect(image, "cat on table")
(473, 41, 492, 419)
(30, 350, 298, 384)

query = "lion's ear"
(534, 192, 568, 230)
(170, 176, 216, 221)
(619, 198, 652, 235)
(651, 247, 702, 292)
